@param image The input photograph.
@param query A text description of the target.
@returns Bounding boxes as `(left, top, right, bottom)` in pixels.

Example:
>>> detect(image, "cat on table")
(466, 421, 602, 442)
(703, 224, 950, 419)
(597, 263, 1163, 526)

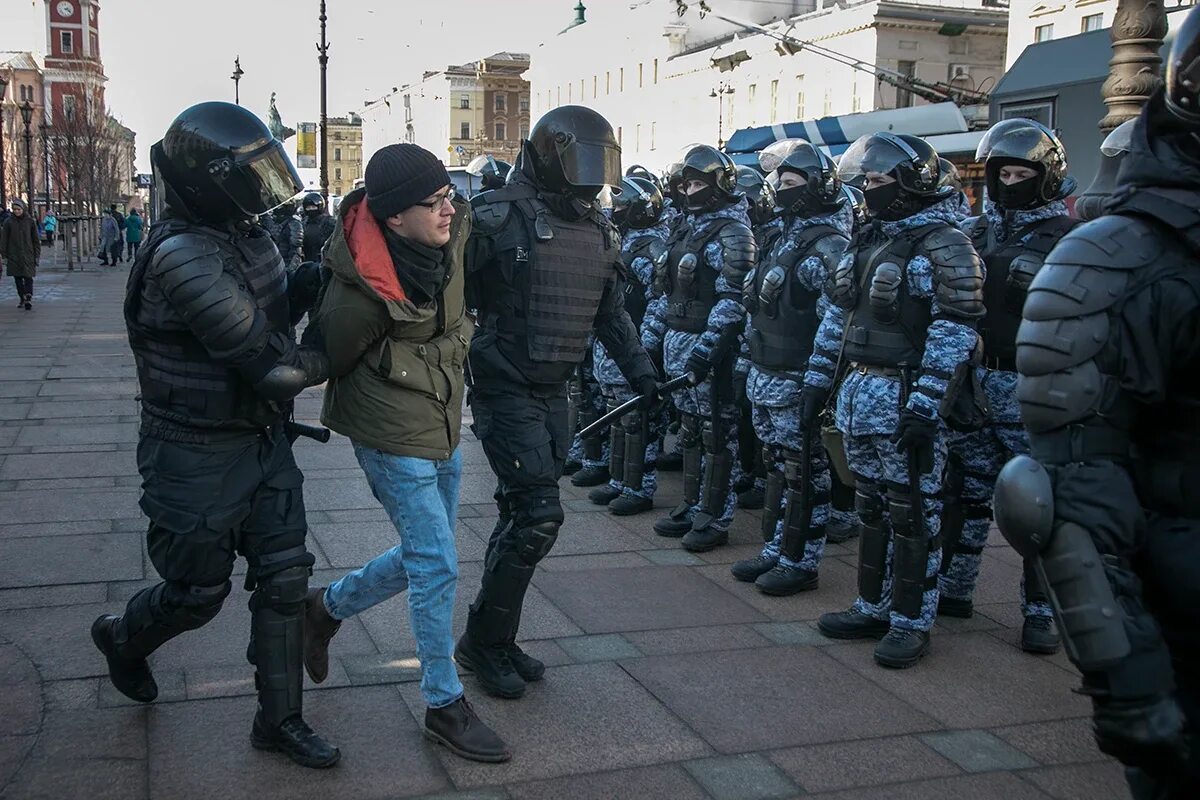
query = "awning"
(728, 130, 984, 164)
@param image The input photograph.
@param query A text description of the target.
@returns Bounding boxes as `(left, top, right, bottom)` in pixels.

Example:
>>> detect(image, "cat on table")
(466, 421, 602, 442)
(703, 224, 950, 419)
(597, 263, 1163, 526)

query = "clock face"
(56, 2, 74, 18)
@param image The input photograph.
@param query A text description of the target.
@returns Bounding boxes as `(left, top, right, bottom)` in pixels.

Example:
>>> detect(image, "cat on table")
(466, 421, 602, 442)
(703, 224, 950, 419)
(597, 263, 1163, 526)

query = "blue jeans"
(324, 444, 464, 708)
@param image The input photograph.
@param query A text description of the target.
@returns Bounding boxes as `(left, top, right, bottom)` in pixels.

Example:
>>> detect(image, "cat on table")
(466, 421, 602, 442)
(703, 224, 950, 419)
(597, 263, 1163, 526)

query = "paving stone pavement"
(0, 262, 1123, 799)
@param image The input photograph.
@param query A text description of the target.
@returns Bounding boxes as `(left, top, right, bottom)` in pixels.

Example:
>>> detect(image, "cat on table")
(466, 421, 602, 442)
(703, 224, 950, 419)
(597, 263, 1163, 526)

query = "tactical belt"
(1029, 424, 1130, 465)
(849, 362, 901, 377)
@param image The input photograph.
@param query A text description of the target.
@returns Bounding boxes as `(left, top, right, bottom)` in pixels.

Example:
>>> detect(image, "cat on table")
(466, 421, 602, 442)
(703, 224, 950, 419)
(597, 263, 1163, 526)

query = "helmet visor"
(222, 140, 303, 216)
(975, 119, 1058, 163)
(465, 154, 494, 177)
(758, 138, 810, 174)
(837, 135, 909, 184)
(557, 137, 622, 188)
(1100, 119, 1136, 157)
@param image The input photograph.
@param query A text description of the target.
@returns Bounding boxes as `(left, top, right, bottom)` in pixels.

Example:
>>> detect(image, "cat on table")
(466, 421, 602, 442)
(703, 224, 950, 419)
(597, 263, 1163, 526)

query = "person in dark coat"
(0, 199, 41, 310)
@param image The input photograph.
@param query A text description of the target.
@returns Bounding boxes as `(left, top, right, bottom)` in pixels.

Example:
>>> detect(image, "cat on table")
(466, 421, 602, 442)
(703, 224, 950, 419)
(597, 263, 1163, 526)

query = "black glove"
(287, 260, 323, 324)
(733, 371, 748, 410)
(799, 386, 830, 429)
(637, 375, 662, 413)
(1093, 695, 1190, 779)
(686, 348, 713, 384)
(891, 409, 937, 474)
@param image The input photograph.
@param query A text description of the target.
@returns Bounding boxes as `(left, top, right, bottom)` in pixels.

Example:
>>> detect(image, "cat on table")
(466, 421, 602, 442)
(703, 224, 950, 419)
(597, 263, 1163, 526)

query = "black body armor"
(660, 217, 755, 333)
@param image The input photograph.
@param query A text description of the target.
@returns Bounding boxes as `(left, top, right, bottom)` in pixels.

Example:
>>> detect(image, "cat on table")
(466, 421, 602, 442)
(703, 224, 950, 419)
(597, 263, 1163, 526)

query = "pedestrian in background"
(43, 210, 58, 246)
(125, 208, 144, 261)
(0, 199, 41, 310)
(99, 210, 119, 266)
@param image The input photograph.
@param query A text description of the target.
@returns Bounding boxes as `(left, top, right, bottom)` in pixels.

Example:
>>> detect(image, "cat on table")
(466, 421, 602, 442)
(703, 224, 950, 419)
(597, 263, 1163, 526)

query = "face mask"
(995, 177, 1040, 210)
(863, 182, 901, 216)
(685, 184, 716, 212)
(775, 185, 807, 215)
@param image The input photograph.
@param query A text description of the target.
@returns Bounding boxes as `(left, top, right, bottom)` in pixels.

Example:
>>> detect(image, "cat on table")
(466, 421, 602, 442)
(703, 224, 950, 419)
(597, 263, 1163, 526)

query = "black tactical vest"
(663, 218, 738, 333)
(972, 215, 1077, 366)
(841, 223, 944, 368)
(747, 224, 837, 373)
(125, 219, 290, 432)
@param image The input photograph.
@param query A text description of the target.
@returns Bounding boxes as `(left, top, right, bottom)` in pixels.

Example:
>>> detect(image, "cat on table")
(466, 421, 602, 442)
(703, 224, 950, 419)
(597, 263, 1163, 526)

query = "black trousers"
(12, 276, 32, 300)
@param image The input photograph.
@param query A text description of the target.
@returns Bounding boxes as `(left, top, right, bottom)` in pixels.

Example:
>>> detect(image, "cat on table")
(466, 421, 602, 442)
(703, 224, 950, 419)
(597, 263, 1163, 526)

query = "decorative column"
(1099, 0, 1169, 133)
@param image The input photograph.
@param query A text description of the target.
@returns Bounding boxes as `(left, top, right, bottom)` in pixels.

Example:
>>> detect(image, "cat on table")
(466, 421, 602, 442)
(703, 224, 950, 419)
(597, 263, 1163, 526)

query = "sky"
(0, 0, 572, 173)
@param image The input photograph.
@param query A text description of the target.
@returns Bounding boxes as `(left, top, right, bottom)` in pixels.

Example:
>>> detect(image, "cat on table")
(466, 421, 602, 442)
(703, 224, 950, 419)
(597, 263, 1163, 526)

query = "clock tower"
(42, 0, 107, 125)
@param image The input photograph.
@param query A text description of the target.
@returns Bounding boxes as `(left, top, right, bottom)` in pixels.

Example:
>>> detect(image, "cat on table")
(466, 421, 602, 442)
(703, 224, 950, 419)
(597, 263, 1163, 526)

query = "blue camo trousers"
(600, 382, 661, 499)
(753, 403, 829, 573)
(844, 433, 945, 632)
(940, 423, 1050, 618)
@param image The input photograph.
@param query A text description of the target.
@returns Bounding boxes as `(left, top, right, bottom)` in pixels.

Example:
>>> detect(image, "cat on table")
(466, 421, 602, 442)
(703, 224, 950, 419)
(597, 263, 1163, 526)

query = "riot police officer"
(270, 200, 304, 273)
(466, 153, 514, 194)
(995, 10, 1200, 795)
(648, 145, 758, 552)
(731, 140, 853, 595)
(589, 175, 672, 516)
(458, 106, 659, 699)
(938, 119, 1078, 655)
(301, 191, 336, 262)
(806, 133, 984, 668)
(90, 102, 337, 767)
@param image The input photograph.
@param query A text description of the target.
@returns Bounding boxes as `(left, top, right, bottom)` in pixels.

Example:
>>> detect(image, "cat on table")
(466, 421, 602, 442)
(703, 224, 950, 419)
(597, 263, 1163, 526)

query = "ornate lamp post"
(317, 0, 330, 200)
(40, 121, 51, 216)
(710, 82, 735, 149)
(19, 100, 34, 208)
(1100, 0, 1169, 133)
(232, 57, 244, 105)
(0, 75, 8, 208)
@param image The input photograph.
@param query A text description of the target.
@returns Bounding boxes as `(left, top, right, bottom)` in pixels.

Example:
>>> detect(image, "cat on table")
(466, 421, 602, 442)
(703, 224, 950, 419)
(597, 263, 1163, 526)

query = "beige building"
(326, 113, 362, 197)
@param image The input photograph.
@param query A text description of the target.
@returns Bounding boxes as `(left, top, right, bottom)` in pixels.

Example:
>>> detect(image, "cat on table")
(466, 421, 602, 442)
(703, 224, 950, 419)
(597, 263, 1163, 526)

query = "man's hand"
(799, 386, 830, 429)
(637, 375, 662, 413)
(891, 409, 937, 474)
(1093, 695, 1190, 779)
(685, 348, 713, 384)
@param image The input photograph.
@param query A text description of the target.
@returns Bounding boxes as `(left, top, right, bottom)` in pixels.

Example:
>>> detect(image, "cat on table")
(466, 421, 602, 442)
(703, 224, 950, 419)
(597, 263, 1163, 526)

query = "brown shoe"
(423, 696, 511, 763)
(303, 588, 341, 683)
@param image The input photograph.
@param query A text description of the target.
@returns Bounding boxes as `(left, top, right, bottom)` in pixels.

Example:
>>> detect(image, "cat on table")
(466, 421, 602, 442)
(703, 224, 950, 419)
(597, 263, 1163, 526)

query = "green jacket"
(314, 188, 472, 460)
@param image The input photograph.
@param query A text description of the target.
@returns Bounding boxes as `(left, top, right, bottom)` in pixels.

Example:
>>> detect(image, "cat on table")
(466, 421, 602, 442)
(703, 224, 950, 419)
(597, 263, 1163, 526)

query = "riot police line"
(87, 12, 1199, 794)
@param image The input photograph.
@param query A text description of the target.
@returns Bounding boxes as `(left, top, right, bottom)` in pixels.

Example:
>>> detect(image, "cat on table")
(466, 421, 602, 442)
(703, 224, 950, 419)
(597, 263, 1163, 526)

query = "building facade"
(325, 113, 362, 197)
(525, 1, 1007, 171)
(1, 51, 47, 208)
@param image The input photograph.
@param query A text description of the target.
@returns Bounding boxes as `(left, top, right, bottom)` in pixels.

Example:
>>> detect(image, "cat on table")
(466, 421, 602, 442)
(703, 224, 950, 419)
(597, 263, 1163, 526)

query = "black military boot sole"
(653, 515, 693, 538)
(755, 566, 819, 596)
(609, 494, 653, 516)
(873, 628, 931, 669)
(730, 555, 778, 582)
(250, 713, 341, 769)
(588, 485, 622, 506)
(91, 615, 158, 703)
(937, 596, 974, 619)
(454, 638, 525, 699)
(1020, 616, 1061, 655)
(570, 466, 610, 487)
(737, 488, 765, 510)
(817, 609, 890, 641)
(681, 527, 729, 553)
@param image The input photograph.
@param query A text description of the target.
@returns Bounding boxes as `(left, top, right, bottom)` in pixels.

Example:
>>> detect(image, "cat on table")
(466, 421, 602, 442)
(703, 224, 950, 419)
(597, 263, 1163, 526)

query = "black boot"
(873, 627, 931, 669)
(937, 595, 974, 619)
(825, 516, 859, 544)
(755, 564, 819, 596)
(1020, 615, 1061, 655)
(563, 459, 582, 476)
(608, 493, 653, 516)
(817, 608, 890, 640)
(730, 554, 777, 582)
(251, 712, 341, 768)
(455, 635, 526, 699)
(737, 486, 765, 509)
(588, 484, 622, 505)
(505, 642, 545, 682)
(91, 615, 158, 703)
(570, 465, 610, 487)
(302, 588, 341, 683)
(653, 509, 693, 538)
(423, 696, 511, 763)
(23, 294, 32, 311)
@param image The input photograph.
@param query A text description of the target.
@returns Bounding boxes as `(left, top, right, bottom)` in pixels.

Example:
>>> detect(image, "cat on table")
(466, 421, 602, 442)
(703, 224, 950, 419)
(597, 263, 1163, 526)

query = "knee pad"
(679, 414, 702, 448)
(515, 520, 561, 566)
(164, 579, 231, 629)
(854, 482, 886, 526)
(253, 565, 309, 614)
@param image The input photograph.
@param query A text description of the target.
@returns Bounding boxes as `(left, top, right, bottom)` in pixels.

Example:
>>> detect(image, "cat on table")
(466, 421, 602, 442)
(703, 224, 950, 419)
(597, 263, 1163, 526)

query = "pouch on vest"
(939, 361, 990, 433)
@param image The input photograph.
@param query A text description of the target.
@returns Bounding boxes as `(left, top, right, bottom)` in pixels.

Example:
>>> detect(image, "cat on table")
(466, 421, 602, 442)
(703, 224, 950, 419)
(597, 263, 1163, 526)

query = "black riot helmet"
(466, 154, 513, 192)
(611, 176, 664, 230)
(151, 101, 302, 224)
(1166, 4, 1200, 129)
(759, 139, 844, 216)
(975, 118, 1075, 210)
(838, 132, 949, 221)
(625, 164, 663, 195)
(842, 184, 868, 227)
(272, 200, 297, 219)
(680, 144, 742, 213)
(525, 105, 621, 199)
(938, 158, 962, 192)
(302, 192, 325, 213)
(735, 166, 777, 226)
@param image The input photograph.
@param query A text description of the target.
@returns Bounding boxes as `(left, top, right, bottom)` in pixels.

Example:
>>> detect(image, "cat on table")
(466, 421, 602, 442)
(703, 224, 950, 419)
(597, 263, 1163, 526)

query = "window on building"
(1035, 24, 1054, 43)
(897, 60, 916, 108)
(617, 126, 622, 146)
(60, 30, 73, 53)
(334, 147, 342, 161)
(823, 86, 831, 116)
(568, 82, 573, 103)
(606, 71, 611, 95)
(1081, 14, 1103, 33)
(335, 168, 342, 181)
(1001, 99, 1054, 128)
(620, 67, 625, 92)
(796, 75, 805, 119)
(769, 80, 779, 124)
(63, 94, 76, 121)
(949, 37, 968, 55)
(495, 93, 506, 112)
(651, 121, 657, 150)
(593, 75, 598, 98)
(654, 58, 659, 84)
(459, 93, 470, 109)
(461, 121, 471, 139)
(495, 122, 506, 141)
(638, 62, 644, 88)
(520, 124, 529, 139)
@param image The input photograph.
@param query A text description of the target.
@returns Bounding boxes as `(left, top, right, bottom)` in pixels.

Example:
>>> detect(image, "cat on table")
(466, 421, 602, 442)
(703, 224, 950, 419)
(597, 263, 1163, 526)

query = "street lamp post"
(40, 122, 50, 216)
(20, 100, 34, 209)
(710, 83, 735, 149)
(0, 75, 8, 209)
(317, 0, 330, 200)
(232, 57, 244, 105)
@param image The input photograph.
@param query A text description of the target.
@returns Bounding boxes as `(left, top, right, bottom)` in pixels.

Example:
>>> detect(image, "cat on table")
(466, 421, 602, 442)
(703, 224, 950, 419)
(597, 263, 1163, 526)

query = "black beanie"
(365, 144, 452, 220)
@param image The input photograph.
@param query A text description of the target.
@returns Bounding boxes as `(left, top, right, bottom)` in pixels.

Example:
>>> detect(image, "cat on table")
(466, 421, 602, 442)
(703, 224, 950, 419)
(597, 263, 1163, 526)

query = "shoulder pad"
(1015, 362, 1108, 433)
(1023, 264, 1133, 322)
(811, 232, 850, 267)
(1015, 312, 1110, 377)
(716, 220, 757, 284)
(830, 251, 857, 309)
(922, 225, 984, 319)
(151, 232, 225, 278)
(470, 196, 513, 234)
(1037, 214, 1162, 272)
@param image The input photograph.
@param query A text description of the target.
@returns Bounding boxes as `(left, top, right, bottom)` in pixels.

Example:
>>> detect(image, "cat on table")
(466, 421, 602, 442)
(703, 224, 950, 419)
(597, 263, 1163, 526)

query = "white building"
(525, 0, 1008, 171)
(360, 62, 479, 167)
(1004, 0, 1118, 68)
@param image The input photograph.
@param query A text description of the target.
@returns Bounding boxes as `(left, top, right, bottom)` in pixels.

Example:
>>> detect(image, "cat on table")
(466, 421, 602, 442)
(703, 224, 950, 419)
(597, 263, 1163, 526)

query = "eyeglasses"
(413, 187, 457, 213)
